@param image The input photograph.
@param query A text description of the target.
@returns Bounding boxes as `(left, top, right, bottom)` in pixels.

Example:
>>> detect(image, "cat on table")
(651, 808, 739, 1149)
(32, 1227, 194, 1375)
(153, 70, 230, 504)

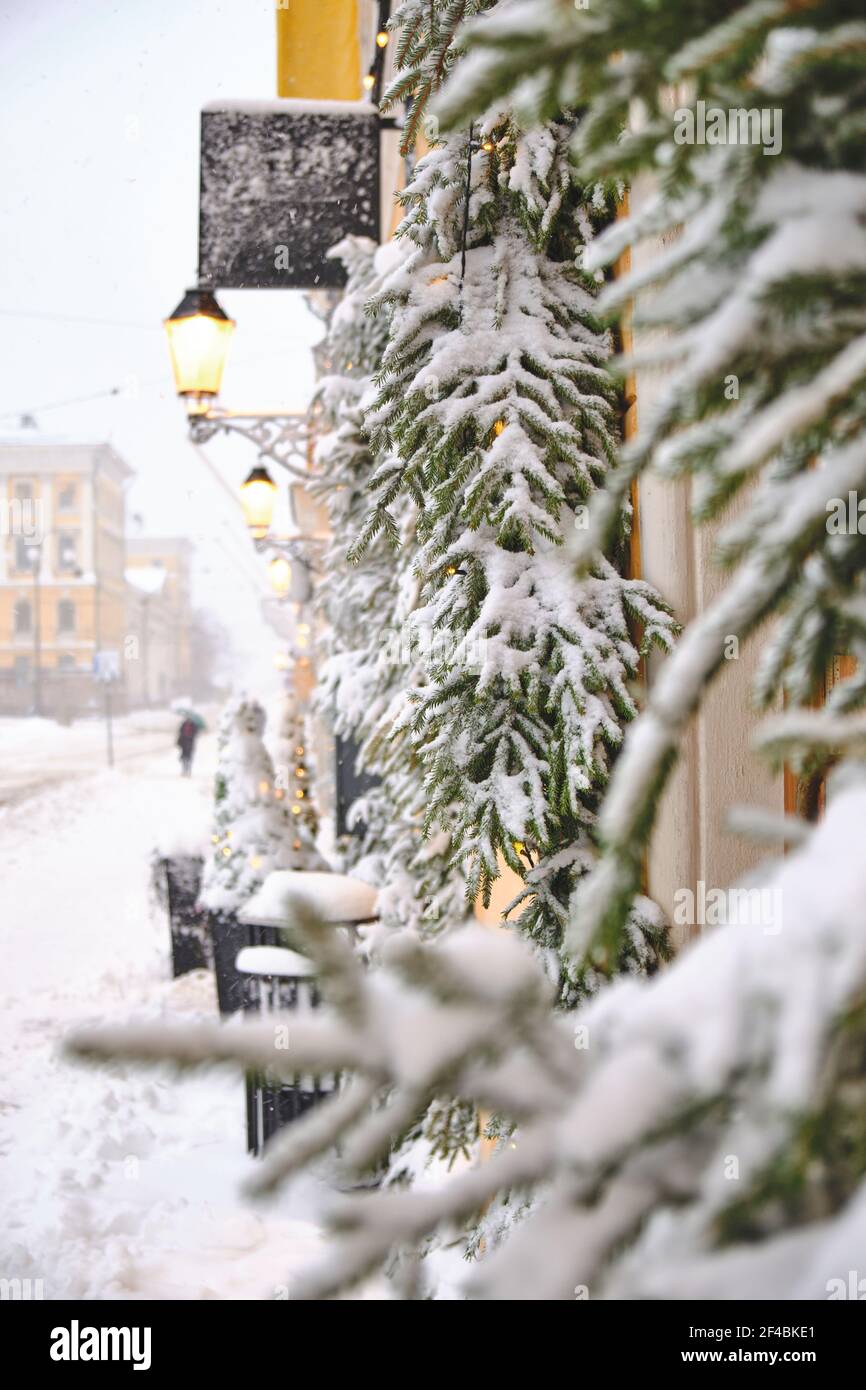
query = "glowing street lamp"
(240, 466, 278, 540)
(163, 286, 235, 414)
(268, 554, 293, 599)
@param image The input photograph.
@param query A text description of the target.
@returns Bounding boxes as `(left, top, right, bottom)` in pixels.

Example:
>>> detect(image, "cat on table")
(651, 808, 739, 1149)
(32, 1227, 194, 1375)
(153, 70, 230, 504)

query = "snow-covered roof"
(238, 870, 378, 927)
(125, 565, 167, 597)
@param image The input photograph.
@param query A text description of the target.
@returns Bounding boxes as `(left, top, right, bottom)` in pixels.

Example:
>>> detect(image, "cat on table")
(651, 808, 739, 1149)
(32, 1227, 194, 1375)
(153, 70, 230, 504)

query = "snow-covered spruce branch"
(310, 235, 469, 943)
(435, 0, 866, 961)
(67, 1016, 362, 1080)
(67, 777, 866, 1298)
(358, 33, 676, 994)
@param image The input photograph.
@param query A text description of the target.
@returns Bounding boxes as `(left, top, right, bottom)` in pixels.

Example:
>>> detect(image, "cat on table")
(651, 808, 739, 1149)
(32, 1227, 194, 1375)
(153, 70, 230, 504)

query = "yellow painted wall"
(277, 0, 361, 100)
(1, 467, 126, 672)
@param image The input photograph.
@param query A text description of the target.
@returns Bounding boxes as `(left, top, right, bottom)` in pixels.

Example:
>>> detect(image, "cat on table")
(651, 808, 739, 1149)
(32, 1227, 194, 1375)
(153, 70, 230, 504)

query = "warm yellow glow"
(275, 789, 285, 801)
(250, 855, 262, 870)
(277, 0, 362, 100)
(446, 565, 457, 576)
(164, 290, 235, 404)
(291, 805, 301, 815)
(295, 745, 305, 756)
(222, 846, 231, 858)
(296, 789, 306, 799)
(258, 780, 270, 795)
(240, 467, 277, 540)
(482, 139, 495, 154)
(376, 31, 389, 48)
(211, 834, 219, 844)
(494, 419, 505, 436)
(295, 766, 306, 777)
(363, 73, 376, 90)
(268, 554, 292, 598)
(513, 840, 525, 854)
(274, 652, 290, 671)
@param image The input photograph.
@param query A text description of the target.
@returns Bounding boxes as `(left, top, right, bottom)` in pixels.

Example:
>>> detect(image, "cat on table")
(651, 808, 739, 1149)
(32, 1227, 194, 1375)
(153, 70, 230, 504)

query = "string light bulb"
(376, 30, 389, 48)
(363, 72, 376, 90)
(494, 419, 505, 436)
(482, 139, 495, 154)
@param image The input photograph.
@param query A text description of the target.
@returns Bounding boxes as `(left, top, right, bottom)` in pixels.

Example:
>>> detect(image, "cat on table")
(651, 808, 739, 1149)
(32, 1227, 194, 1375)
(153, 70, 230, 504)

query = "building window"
(57, 600, 76, 635)
(14, 598, 32, 634)
(13, 655, 30, 688)
(58, 654, 76, 672)
(13, 479, 33, 502)
(56, 532, 79, 573)
(57, 481, 77, 512)
(13, 536, 37, 572)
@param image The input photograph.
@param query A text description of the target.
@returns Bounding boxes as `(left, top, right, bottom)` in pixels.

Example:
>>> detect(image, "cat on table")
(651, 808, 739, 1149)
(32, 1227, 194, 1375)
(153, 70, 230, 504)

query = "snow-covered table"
(235, 945, 316, 978)
(238, 870, 379, 932)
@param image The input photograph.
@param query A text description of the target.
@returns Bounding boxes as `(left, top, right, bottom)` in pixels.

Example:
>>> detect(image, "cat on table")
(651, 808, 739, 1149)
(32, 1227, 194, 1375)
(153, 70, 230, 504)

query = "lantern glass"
(268, 554, 292, 598)
(164, 287, 235, 408)
(240, 467, 277, 539)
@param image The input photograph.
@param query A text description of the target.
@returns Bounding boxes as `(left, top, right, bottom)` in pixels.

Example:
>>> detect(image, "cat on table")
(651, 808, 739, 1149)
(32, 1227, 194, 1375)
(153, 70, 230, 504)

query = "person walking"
(176, 716, 199, 777)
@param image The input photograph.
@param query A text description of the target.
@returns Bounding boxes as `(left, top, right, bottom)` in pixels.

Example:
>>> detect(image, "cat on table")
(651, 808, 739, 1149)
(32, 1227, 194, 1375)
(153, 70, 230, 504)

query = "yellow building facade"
(0, 435, 131, 716)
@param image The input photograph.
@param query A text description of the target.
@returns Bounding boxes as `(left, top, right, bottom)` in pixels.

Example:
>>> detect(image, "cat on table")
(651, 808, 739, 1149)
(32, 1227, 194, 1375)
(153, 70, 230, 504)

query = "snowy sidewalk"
(0, 734, 324, 1300)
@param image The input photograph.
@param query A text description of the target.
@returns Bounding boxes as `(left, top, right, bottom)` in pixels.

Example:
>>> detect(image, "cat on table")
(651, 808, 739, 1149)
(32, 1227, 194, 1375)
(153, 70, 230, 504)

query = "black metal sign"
(199, 101, 380, 290)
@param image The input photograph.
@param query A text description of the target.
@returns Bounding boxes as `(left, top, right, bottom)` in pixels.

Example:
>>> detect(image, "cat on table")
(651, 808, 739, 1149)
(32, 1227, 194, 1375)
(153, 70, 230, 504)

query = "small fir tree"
(199, 696, 297, 914)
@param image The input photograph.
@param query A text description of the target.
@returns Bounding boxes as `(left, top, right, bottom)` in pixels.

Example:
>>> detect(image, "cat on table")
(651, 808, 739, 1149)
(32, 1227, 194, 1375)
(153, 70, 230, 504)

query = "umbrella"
(176, 707, 206, 730)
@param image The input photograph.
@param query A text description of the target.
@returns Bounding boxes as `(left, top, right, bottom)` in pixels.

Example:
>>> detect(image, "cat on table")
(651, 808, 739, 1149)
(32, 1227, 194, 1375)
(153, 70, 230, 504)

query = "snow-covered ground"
(0, 709, 201, 810)
(0, 715, 330, 1300)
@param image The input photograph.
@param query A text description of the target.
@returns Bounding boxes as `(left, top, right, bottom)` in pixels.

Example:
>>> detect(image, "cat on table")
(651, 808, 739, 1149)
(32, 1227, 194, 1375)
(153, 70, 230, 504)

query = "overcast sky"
(0, 0, 324, 686)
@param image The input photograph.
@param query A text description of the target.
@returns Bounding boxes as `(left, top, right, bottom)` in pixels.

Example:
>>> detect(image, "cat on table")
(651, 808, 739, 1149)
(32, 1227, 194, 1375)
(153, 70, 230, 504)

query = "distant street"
(0, 710, 197, 809)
